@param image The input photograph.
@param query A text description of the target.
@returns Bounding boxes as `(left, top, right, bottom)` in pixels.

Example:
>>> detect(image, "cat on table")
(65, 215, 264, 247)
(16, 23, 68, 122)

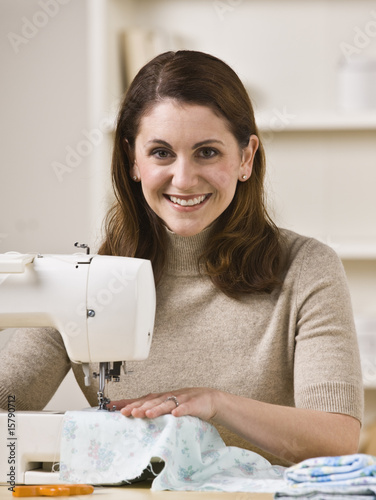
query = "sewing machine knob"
(87, 309, 95, 317)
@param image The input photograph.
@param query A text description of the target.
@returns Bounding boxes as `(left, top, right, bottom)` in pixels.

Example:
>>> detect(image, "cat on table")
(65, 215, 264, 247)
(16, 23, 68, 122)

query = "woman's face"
(132, 100, 258, 237)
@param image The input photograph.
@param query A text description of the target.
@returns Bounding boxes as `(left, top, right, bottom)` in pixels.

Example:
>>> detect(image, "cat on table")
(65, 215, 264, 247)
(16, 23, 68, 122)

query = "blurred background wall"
(1, 0, 376, 418)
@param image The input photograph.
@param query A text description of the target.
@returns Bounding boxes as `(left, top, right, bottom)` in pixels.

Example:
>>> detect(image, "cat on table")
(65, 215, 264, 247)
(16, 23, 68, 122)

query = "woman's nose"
(171, 158, 199, 190)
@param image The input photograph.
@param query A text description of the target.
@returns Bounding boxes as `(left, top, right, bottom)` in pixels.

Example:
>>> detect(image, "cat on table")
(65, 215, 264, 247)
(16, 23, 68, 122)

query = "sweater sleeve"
(293, 238, 364, 423)
(0, 328, 71, 410)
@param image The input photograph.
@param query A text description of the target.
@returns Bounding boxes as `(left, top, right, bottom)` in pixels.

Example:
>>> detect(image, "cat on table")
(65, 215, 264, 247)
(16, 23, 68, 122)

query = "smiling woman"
(100, 50, 281, 295)
(95, 51, 363, 464)
(0, 50, 364, 467)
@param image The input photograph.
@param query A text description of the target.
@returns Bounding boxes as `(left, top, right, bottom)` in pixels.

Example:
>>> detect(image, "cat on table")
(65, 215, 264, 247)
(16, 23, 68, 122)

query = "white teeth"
(169, 195, 206, 206)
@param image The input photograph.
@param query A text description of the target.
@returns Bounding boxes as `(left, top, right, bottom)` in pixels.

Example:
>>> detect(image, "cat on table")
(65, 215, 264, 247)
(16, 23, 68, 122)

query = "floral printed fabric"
(275, 454, 376, 498)
(59, 410, 285, 492)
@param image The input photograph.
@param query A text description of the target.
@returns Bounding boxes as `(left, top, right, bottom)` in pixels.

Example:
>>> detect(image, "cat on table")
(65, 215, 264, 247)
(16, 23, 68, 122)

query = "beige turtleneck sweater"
(0, 228, 364, 465)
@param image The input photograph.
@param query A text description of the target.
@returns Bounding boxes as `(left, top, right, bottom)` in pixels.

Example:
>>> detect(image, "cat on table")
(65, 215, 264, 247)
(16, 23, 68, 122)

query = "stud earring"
(242, 175, 247, 180)
(132, 176, 138, 181)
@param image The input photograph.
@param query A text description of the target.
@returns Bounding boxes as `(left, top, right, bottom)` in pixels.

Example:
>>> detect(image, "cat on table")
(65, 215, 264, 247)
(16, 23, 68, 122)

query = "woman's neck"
(164, 226, 213, 275)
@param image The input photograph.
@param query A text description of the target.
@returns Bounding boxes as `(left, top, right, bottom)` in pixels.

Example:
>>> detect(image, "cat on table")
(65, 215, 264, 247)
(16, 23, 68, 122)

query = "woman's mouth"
(165, 194, 210, 207)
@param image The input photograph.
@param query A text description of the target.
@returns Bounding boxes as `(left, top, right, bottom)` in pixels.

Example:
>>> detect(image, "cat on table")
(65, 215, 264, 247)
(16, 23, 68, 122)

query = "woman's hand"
(110, 387, 220, 421)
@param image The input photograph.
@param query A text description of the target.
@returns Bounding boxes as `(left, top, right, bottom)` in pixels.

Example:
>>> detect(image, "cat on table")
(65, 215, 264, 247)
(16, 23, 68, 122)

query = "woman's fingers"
(111, 393, 186, 417)
(112, 388, 219, 421)
(121, 393, 178, 418)
(135, 396, 180, 418)
(110, 393, 161, 414)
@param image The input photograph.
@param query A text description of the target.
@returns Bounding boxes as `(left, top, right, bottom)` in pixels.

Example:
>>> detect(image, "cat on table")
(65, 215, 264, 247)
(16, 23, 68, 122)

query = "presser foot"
(94, 362, 123, 411)
(97, 391, 116, 411)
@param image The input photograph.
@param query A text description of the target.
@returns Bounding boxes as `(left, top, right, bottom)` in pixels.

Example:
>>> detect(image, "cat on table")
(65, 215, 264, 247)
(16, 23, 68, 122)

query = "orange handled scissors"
(13, 485, 94, 497)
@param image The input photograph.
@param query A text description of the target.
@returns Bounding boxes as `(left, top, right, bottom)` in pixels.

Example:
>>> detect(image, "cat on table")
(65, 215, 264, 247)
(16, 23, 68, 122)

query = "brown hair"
(99, 50, 283, 296)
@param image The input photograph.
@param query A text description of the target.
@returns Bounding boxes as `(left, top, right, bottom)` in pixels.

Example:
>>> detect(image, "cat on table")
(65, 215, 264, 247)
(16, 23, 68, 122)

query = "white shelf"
(255, 109, 376, 132)
(326, 242, 376, 260)
(336, 246, 376, 260)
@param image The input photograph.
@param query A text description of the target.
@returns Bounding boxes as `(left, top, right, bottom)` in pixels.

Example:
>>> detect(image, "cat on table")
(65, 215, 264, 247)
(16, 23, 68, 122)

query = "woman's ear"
(239, 135, 259, 182)
(130, 161, 140, 182)
(124, 138, 139, 181)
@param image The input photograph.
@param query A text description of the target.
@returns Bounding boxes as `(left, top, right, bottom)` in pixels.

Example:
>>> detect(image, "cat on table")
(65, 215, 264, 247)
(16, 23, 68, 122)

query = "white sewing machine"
(0, 245, 156, 485)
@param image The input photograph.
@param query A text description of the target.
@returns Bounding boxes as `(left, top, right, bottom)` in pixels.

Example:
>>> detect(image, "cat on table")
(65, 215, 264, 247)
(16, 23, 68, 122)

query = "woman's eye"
(151, 149, 171, 159)
(198, 148, 218, 159)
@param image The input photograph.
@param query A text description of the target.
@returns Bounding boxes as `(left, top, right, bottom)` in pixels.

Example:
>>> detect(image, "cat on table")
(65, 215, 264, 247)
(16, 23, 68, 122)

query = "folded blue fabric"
(275, 454, 376, 498)
(286, 454, 376, 484)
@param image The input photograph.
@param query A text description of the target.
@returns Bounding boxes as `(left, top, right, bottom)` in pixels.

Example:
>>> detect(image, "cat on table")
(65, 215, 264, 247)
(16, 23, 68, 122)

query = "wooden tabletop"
(1, 484, 274, 499)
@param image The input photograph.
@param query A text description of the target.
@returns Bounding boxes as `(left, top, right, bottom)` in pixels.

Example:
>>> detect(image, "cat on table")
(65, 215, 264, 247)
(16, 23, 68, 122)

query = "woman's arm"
(0, 327, 71, 410)
(111, 387, 360, 464)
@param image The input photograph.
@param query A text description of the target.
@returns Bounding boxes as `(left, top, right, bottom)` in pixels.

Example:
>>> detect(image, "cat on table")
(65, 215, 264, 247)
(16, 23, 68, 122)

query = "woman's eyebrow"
(192, 139, 224, 148)
(145, 139, 171, 148)
(144, 139, 225, 149)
